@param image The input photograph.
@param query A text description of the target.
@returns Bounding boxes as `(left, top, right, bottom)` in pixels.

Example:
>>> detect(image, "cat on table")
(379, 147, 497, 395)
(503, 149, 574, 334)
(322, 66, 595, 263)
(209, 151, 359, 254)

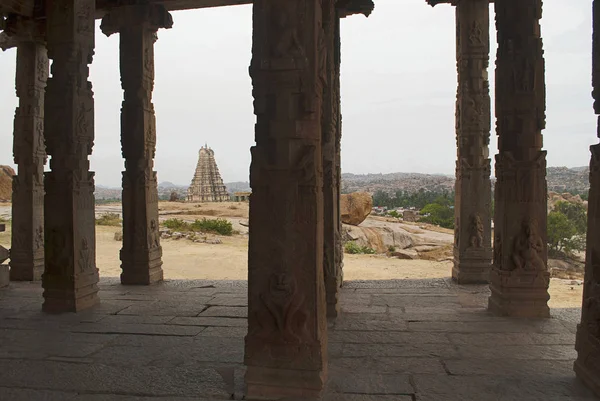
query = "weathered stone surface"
(575, 2, 600, 397)
(9, 20, 47, 282)
(488, 0, 550, 318)
(0, 264, 9, 288)
(340, 192, 373, 226)
(452, 0, 493, 284)
(43, 0, 99, 313)
(101, 3, 171, 286)
(244, 0, 329, 398)
(186, 145, 229, 202)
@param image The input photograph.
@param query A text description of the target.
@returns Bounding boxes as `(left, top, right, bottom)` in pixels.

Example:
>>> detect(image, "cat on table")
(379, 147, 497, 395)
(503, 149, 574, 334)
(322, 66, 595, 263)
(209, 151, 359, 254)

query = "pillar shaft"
(488, 0, 550, 317)
(334, 16, 344, 288)
(101, 4, 172, 285)
(574, 0, 600, 396)
(244, 0, 328, 398)
(323, 2, 342, 318)
(10, 19, 47, 282)
(43, 0, 99, 313)
(453, 0, 492, 284)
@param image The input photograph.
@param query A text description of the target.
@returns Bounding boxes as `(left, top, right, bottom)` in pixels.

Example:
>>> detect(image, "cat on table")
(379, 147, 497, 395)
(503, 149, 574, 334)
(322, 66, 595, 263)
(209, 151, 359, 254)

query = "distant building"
(187, 144, 229, 202)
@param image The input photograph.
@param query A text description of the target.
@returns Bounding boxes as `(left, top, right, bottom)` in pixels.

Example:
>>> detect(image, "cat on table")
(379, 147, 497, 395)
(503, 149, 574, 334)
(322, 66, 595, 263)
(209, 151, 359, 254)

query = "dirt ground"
(0, 201, 585, 309)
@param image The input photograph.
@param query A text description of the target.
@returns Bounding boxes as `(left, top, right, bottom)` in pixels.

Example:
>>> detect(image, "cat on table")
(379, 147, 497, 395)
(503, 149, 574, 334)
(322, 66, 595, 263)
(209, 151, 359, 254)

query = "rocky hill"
(0, 166, 15, 202)
(343, 167, 590, 196)
(546, 166, 589, 194)
(342, 172, 455, 195)
(91, 166, 590, 201)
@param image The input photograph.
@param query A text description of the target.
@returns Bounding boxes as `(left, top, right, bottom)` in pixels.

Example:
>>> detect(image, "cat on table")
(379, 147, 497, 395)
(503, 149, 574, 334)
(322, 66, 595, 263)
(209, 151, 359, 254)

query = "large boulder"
(0, 165, 15, 202)
(340, 192, 372, 226)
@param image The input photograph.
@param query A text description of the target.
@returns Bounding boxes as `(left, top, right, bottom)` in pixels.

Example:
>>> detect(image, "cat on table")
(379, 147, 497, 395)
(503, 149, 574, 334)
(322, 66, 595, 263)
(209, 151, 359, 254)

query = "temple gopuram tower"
(187, 144, 229, 202)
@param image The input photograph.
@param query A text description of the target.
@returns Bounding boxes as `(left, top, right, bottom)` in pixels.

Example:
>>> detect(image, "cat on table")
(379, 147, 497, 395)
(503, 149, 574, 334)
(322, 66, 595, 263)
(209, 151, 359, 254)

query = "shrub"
(163, 218, 191, 231)
(387, 210, 402, 219)
(191, 218, 233, 236)
(96, 213, 121, 226)
(388, 245, 396, 253)
(344, 242, 376, 255)
(418, 203, 454, 229)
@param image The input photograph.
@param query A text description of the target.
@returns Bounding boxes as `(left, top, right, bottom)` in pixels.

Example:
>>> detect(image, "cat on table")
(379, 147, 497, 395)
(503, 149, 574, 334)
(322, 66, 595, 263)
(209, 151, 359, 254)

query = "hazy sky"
(0, 0, 594, 187)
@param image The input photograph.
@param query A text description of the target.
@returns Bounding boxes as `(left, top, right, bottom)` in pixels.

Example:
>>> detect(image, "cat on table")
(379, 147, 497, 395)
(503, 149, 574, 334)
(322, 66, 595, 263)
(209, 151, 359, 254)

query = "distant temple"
(187, 144, 229, 202)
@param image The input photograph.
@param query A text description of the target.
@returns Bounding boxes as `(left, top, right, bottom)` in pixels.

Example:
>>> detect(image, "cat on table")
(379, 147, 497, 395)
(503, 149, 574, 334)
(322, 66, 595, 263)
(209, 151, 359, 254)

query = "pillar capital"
(0, 14, 45, 50)
(100, 3, 173, 37)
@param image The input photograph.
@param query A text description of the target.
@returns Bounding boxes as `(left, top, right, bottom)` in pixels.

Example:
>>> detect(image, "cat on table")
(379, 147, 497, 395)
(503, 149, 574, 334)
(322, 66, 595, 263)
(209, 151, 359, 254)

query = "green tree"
(419, 203, 454, 229)
(547, 211, 578, 254)
(554, 201, 587, 234)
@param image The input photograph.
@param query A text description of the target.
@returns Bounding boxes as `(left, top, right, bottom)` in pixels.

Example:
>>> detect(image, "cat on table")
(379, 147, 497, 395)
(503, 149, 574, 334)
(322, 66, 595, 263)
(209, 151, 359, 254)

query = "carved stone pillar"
(488, 0, 550, 317)
(244, 0, 328, 398)
(322, 0, 341, 318)
(453, 0, 492, 284)
(42, 0, 99, 313)
(101, 4, 172, 285)
(574, 1, 600, 396)
(334, 14, 344, 291)
(5, 16, 47, 282)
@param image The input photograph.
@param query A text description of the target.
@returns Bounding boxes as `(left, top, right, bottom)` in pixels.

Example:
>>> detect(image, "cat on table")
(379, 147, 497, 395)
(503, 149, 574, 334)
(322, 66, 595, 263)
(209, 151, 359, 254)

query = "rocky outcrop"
(340, 192, 372, 226)
(0, 166, 15, 202)
(548, 191, 587, 212)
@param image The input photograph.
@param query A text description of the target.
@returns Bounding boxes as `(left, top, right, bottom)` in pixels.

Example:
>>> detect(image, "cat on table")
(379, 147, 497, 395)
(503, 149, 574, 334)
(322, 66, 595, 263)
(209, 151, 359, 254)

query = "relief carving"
(147, 219, 160, 248)
(468, 20, 484, 47)
(257, 272, 309, 343)
(468, 214, 484, 248)
(511, 218, 546, 272)
(78, 237, 91, 273)
(270, 2, 304, 59)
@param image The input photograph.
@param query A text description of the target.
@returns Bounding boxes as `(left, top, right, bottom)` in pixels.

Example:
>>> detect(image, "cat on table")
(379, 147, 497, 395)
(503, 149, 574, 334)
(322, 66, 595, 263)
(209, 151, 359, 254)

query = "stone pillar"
(488, 0, 550, 318)
(43, 0, 99, 313)
(334, 15, 344, 290)
(574, 1, 600, 396)
(244, 0, 328, 398)
(452, 0, 493, 284)
(6, 16, 48, 282)
(323, 0, 341, 318)
(100, 4, 172, 285)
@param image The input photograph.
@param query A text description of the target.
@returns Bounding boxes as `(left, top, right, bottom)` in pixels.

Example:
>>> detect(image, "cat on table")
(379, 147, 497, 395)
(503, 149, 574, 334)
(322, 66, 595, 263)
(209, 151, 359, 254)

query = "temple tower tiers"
(187, 145, 229, 202)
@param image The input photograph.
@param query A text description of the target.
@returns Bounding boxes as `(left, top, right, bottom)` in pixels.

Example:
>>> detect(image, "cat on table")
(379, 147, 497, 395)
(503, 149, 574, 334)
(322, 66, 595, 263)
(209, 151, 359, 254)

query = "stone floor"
(0, 276, 598, 401)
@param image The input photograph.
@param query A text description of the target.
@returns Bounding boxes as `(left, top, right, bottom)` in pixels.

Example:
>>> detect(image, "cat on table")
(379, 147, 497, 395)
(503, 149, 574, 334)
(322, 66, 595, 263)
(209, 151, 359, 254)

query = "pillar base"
(488, 268, 550, 318)
(245, 366, 325, 400)
(0, 265, 9, 288)
(120, 249, 164, 285)
(120, 267, 164, 285)
(575, 325, 600, 397)
(42, 271, 100, 313)
(452, 247, 492, 284)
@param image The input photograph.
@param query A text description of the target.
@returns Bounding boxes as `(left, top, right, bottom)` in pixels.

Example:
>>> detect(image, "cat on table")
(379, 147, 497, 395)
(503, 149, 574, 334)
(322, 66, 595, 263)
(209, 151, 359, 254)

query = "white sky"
(0, 0, 594, 187)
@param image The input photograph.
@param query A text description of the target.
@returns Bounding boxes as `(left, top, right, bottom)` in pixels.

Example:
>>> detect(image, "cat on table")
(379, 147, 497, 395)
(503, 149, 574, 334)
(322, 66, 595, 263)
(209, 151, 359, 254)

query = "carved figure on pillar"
(244, 0, 328, 398)
(488, 0, 550, 318)
(2, 15, 48, 281)
(452, 0, 493, 284)
(574, 0, 600, 396)
(101, 4, 173, 285)
(43, 0, 99, 312)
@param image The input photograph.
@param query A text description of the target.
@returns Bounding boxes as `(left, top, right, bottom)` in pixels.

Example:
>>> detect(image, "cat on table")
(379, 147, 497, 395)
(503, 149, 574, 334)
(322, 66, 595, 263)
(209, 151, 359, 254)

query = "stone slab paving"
(0, 277, 597, 401)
